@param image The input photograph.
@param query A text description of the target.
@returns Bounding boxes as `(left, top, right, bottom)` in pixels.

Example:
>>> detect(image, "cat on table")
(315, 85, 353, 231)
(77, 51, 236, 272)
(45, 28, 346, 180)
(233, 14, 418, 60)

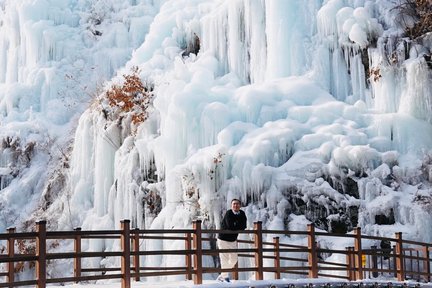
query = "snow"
(46, 278, 432, 288)
(1, 0, 432, 284)
(49, 279, 431, 288)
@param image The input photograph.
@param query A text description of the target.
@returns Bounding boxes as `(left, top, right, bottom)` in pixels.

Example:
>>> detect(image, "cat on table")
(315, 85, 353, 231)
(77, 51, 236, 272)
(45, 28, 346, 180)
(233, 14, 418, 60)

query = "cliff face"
(1, 0, 432, 249)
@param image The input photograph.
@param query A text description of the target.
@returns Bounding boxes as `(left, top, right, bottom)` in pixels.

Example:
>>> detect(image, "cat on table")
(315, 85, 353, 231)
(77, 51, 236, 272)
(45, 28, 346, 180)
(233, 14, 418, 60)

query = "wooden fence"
(0, 220, 431, 287)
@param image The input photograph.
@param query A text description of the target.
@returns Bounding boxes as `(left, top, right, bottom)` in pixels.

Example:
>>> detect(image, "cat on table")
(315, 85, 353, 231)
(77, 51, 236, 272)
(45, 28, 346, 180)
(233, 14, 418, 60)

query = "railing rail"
(0, 220, 431, 287)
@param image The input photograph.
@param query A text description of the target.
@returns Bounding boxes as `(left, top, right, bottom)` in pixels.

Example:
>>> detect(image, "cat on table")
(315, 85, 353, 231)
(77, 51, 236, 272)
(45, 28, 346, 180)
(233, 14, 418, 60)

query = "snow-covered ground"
(48, 278, 432, 288)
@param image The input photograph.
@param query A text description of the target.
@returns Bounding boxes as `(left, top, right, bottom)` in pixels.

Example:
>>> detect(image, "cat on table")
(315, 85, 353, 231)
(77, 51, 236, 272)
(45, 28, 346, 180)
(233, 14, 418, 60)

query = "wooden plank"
(133, 228, 140, 281)
(136, 270, 187, 277)
(254, 221, 263, 280)
(46, 251, 123, 259)
(192, 220, 202, 285)
(423, 246, 430, 282)
(273, 237, 280, 279)
(307, 224, 318, 278)
(395, 232, 404, 281)
(139, 235, 186, 241)
(185, 233, 192, 280)
(0, 254, 38, 263)
(120, 220, 131, 288)
(81, 267, 120, 272)
(232, 262, 239, 280)
(318, 260, 349, 267)
(7, 227, 15, 285)
(0, 279, 38, 287)
(0, 232, 37, 239)
(203, 267, 255, 273)
(36, 221, 47, 288)
(346, 247, 353, 281)
(74, 227, 81, 283)
(354, 227, 363, 280)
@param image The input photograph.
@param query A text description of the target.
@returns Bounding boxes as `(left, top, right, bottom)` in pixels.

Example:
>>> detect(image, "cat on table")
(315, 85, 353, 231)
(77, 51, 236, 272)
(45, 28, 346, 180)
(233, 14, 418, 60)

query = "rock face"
(278, 179, 358, 234)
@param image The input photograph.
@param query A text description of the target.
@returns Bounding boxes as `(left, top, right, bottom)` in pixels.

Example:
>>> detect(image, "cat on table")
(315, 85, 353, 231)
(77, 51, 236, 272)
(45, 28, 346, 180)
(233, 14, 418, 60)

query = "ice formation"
(1, 0, 432, 280)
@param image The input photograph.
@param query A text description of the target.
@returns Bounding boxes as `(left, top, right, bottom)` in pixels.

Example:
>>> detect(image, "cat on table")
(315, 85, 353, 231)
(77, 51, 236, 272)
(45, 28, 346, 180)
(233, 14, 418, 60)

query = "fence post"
(233, 262, 239, 280)
(254, 221, 263, 280)
(395, 232, 404, 281)
(416, 249, 420, 282)
(371, 245, 378, 278)
(346, 247, 352, 281)
(354, 227, 363, 280)
(185, 232, 192, 280)
(307, 224, 318, 278)
(274, 237, 280, 279)
(409, 249, 413, 280)
(423, 246, 430, 283)
(120, 220, 131, 288)
(36, 221, 47, 288)
(350, 247, 357, 280)
(192, 220, 203, 285)
(133, 228, 140, 281)
(7, 227, 15, 285)
(74, 227, 81, 282)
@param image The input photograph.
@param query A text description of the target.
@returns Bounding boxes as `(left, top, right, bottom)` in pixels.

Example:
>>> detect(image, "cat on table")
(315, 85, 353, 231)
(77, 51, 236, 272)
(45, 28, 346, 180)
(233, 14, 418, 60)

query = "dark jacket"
(218, 209, 247, 242)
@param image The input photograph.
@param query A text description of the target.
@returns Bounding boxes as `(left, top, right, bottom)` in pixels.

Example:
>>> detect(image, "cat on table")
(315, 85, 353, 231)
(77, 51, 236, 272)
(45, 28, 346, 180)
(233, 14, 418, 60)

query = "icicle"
(399, 59, 432, 123)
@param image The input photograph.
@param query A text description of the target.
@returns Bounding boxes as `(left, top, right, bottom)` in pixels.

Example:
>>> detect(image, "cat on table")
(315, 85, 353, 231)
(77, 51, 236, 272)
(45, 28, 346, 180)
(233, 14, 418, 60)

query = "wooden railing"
(0, 220, 431, 287)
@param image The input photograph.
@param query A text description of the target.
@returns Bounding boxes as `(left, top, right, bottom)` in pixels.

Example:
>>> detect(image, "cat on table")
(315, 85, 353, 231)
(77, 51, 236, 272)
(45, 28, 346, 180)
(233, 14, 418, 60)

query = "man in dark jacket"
(217, 198, 247, 282)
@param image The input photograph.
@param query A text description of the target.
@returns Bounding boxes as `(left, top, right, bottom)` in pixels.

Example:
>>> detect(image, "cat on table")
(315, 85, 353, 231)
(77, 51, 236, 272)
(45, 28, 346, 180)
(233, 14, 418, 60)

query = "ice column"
(94, 122, 119, 217)
(201, 0, 267, 84)
(265, 0, 312, 79)
(399, 59, 432, 123)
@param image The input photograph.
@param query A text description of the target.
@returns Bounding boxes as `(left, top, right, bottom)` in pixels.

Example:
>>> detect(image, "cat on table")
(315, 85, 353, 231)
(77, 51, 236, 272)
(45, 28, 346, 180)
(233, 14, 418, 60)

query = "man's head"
(231, 198, 241, 212)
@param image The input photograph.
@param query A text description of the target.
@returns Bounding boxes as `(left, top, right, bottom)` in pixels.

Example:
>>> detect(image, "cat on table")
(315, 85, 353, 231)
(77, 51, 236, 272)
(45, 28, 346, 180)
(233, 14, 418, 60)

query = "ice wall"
(1, 1, 428, 278)
(0, 0, 158, 232)
(51, 0, 432, 245)
(201, 0, 320, 84)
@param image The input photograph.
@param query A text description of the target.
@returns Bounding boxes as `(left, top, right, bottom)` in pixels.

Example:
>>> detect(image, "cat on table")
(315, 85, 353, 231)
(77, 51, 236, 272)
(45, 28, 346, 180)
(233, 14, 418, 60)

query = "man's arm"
(221, 211, 231, 230)
(240, 211, 247, 230)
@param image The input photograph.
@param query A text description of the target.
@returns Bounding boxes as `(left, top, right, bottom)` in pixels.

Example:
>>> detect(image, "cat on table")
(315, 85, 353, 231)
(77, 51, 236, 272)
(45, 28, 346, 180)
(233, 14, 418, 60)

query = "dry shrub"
(15, 239, 36, 272)
(369, 67, 382, 82)
(394, 0, 432, 39)
(103, 66, 154, 125)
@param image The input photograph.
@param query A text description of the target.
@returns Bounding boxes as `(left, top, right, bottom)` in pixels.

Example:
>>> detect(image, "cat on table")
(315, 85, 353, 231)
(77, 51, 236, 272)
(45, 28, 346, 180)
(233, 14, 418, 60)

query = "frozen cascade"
(315, 1, 384, 103)
(399, 58, 432, 122)
(201, 0, 319, 84)
(368, 49, 404, 113)
(265, 0, 317, 80)
(94, 122, 119, 218)
(2, 0, 432, 280)
(0, 0, 158, 231)
(56, 0, 432, 245)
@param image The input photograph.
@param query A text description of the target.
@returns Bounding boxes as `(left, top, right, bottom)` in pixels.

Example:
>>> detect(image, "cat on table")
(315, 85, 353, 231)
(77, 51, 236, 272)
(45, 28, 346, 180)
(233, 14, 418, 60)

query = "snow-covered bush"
(98, 66, 154, 126)
(394, 0, 432, 39)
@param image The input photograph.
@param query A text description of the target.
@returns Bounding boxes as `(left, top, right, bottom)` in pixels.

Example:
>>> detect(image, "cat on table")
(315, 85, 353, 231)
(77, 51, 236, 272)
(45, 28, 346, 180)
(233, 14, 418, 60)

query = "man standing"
(217, 198, 247, 282)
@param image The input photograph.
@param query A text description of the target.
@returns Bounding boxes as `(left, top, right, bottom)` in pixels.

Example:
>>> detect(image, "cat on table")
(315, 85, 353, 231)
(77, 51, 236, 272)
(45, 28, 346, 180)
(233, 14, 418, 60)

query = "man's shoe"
(216, 275, 231, 282)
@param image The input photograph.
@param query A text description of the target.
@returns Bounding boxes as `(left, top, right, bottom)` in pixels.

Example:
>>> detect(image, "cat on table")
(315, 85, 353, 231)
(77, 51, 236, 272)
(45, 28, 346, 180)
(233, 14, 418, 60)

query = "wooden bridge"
(0, 220, 431, 287)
